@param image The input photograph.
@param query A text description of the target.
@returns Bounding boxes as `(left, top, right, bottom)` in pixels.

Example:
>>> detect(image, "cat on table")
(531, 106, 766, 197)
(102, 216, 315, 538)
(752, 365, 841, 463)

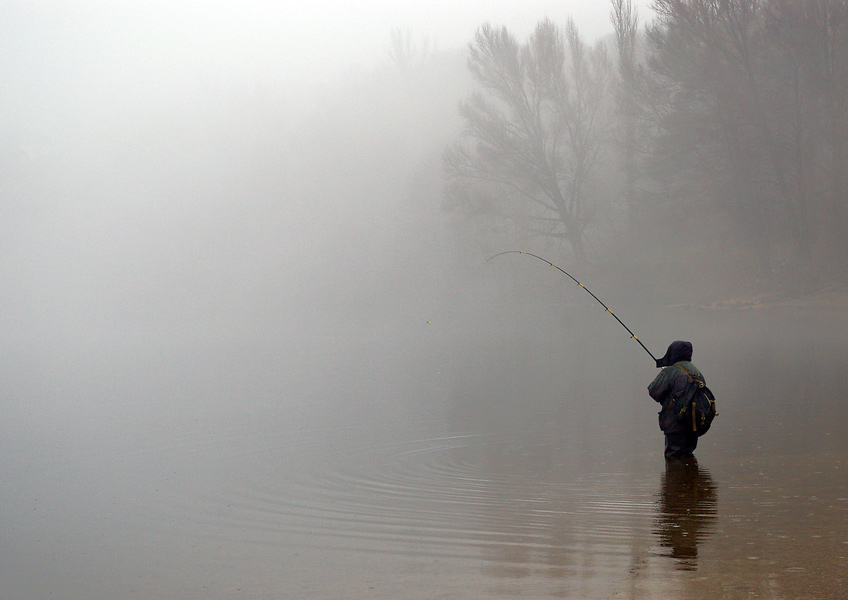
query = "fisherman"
(648, 340, 704, 459)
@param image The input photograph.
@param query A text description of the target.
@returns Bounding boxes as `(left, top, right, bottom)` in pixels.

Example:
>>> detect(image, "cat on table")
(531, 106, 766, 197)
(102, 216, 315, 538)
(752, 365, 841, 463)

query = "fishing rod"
(484, 250, 657, 363)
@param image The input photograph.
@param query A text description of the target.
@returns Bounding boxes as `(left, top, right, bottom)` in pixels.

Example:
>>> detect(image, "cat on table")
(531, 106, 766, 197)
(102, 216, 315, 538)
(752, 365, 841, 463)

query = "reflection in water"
(654, 457, 717, 570)
(6, 309, 848, 598)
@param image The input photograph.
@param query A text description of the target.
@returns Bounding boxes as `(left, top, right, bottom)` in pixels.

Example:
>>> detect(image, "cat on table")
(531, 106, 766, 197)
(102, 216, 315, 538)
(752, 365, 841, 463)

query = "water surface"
(2, 306, 846, 598)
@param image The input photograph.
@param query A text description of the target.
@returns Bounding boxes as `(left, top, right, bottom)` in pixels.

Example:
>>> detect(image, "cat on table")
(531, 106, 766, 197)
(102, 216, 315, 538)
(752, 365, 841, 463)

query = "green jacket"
(648, 361, 704, 434)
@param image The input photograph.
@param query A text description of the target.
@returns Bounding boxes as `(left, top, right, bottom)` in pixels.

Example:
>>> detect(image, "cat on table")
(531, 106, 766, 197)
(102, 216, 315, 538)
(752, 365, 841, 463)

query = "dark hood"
(656, 340, 693, 368)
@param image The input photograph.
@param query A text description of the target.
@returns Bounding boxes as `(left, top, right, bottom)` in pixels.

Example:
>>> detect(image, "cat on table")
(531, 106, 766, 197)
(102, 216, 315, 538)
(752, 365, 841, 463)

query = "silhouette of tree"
(444, 19, 610, 262)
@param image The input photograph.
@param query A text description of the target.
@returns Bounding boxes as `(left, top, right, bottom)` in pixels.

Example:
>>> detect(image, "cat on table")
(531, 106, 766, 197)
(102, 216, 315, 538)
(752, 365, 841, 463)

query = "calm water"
(2, 306, 847, 599)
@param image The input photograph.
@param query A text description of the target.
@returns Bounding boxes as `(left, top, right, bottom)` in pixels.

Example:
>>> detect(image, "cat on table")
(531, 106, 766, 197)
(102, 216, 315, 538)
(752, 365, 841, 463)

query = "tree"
(643, 0, 827, 279)
(642, 0, 848, 282)
(386, 27, 434, 69)
(443, 19, 610, 262)
(766, 0, 848, 260)
(611, 0, 642, 241)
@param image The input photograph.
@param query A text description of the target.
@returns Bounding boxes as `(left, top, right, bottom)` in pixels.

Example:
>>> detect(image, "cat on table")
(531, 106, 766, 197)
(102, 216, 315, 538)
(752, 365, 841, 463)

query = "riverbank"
(682, 285, 848, 311)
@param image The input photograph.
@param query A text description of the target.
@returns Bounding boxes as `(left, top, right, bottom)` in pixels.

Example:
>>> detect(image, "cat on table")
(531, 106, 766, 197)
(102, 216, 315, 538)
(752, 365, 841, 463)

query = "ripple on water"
(131, 421, 661, 572)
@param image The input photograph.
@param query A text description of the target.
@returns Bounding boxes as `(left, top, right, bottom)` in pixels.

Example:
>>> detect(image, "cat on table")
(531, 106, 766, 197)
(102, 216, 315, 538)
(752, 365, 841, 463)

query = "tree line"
(444, 0, 848, 288)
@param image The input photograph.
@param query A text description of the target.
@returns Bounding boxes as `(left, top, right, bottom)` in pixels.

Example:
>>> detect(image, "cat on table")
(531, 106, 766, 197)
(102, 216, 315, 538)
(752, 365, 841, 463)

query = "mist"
(3, 1, 848, 598)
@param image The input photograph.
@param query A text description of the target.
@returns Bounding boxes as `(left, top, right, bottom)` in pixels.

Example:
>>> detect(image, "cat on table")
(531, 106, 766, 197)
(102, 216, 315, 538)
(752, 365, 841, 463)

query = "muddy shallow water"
(2, 306, 846, 599)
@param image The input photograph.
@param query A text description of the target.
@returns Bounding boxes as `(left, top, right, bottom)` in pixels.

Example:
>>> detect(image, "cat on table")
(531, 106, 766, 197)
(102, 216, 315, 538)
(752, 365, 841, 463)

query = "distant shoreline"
(672, 287, 848, 311)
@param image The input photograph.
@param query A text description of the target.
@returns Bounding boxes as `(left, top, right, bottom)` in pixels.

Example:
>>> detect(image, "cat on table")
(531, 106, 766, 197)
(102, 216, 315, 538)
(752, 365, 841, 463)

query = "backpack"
(671, 365, 718, 437)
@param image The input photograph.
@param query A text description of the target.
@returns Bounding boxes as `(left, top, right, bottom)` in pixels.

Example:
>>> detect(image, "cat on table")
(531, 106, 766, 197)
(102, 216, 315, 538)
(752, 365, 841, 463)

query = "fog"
(3, 1, 847, 599)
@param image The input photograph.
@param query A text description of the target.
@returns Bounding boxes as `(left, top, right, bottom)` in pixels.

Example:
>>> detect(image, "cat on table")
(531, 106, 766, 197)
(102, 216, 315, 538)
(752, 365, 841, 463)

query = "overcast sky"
(2, 0, 655, 130)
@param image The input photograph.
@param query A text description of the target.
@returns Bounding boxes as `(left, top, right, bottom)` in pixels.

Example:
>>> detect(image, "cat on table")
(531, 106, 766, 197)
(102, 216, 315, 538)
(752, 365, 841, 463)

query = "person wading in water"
(648, 341, 704, 459)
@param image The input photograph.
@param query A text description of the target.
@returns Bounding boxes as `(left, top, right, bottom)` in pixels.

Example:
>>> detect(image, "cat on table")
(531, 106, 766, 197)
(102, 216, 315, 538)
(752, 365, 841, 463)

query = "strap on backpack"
(672, 364, 718, 431)
(674, 364, 705, 388)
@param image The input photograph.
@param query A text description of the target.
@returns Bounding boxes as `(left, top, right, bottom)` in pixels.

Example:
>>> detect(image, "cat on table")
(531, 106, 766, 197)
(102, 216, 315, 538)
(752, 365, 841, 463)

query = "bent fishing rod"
(485, 250, 658, 363)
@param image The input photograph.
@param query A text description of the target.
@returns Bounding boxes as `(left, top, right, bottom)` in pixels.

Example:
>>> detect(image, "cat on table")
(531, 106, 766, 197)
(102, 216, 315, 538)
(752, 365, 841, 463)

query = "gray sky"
(2, 0, 654, 128)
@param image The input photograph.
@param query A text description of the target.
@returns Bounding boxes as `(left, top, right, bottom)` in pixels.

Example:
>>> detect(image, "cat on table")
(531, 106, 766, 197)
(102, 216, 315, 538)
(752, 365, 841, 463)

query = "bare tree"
(611, 0, 642, 240)
(767, 0, 848, 259)
(386, 27, 434, 69)
(443, 19, 610, 262)
(645, 0, 822, 276)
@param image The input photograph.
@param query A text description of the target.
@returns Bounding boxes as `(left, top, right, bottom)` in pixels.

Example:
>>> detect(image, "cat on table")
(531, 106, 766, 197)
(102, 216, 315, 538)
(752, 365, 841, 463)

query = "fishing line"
(484, 250, 657, 362)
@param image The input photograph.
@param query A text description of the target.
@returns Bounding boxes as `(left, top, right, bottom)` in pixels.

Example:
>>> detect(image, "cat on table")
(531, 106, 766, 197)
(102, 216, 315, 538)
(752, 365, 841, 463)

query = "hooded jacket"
(655, 340, 692, 368)
(648, 341, 704, 434)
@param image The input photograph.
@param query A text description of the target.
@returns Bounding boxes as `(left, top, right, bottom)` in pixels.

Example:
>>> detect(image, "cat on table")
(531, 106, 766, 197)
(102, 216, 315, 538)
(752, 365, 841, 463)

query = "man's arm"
(648, 368, 672, 402)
